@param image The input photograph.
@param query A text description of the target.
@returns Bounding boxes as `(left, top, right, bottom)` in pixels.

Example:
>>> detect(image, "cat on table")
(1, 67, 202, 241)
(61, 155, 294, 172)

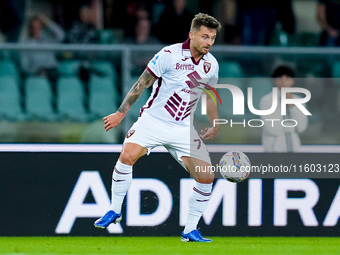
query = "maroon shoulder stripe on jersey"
(140, 78, 162, 116)
(146, 66, 159, 79)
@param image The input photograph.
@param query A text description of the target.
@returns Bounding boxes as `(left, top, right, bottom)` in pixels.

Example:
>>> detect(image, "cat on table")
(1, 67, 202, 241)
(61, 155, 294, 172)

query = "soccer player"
(94, 13, 221, 242)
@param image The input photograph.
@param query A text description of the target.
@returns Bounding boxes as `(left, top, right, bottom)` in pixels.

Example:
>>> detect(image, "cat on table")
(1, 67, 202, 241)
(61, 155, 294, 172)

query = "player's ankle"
(183, 224, 197, 234)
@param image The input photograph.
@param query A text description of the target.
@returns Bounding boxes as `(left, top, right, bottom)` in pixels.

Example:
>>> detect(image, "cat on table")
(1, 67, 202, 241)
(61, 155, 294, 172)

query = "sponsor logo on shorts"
(126, 130, 135, 138)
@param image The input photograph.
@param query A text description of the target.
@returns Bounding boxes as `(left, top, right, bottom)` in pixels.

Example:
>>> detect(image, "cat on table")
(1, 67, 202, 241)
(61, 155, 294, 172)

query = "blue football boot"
(181, 229, 212, 242)
(94, 210, 122, 228)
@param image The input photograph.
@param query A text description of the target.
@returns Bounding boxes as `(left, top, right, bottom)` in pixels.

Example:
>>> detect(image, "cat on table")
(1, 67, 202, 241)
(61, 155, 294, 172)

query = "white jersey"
(141, 39, 219, 126)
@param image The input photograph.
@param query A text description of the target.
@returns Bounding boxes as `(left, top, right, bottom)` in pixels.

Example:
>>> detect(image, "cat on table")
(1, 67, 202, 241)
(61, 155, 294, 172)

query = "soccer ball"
(219, 151, 251, 183)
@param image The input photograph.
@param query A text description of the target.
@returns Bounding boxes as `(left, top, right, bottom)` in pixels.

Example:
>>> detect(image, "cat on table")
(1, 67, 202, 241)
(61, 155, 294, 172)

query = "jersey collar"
(182, 39, 208, 65)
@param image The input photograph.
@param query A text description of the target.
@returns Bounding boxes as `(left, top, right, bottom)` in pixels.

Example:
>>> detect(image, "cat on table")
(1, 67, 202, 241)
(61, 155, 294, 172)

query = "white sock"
(110, 159, 133, 214)
(183, 181, 212, 234)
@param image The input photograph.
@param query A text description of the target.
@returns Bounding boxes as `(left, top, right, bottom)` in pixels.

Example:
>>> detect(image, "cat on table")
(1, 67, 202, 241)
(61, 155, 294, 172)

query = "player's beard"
(193, 42, 210, 57)
(201, 45, 210, 54)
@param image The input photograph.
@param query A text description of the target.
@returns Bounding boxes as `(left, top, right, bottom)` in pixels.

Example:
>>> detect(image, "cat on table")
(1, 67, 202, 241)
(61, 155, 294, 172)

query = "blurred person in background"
(67, 4, 97, 44)
(130, 16, 159, 45)
(238, 0, 295, 45)
(20, 14, 65, 83)
(156, 0, 194, 44)
(317, 0, 340, 46)
(219, 0, 242, 45)
(125, 12, 160, 44)
(260, 65, 308, 152)
(124, 1, 152, 39)
(124, 4, 160, 74)
(124, 3, 159, 44)
(237, 0, 276, 45)
(127, 17, 160, 74)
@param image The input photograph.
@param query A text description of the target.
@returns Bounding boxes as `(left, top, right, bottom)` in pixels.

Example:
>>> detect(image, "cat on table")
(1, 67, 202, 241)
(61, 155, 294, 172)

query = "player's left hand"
(103, 111, 125, 131)
(200, 127, 218, 140)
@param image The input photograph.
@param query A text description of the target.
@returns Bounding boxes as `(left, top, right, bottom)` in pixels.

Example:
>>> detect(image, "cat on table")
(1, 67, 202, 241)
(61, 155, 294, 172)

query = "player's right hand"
(103, 112, 125, 131)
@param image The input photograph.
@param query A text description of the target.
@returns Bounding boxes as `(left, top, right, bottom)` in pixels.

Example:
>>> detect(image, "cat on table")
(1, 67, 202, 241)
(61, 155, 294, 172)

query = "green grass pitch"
(0, 237, 339, 255)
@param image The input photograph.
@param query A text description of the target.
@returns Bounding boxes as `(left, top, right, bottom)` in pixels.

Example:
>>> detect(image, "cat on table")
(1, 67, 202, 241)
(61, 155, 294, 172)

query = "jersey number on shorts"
(193, 139, 201, 149)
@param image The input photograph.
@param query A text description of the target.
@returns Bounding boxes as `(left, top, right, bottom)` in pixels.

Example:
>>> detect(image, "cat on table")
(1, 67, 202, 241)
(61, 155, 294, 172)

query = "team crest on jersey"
(126, 130, 135, 138)
(203, 61, 211, 73)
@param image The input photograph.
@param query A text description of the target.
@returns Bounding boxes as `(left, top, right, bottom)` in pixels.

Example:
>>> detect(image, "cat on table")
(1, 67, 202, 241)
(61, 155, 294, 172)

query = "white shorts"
(123, 113, 211, 169)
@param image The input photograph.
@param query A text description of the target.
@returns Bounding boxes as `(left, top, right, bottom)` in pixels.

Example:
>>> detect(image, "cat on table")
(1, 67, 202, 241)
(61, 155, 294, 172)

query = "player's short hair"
(272, 65, 295, 78)
(190, 13, 221, 32)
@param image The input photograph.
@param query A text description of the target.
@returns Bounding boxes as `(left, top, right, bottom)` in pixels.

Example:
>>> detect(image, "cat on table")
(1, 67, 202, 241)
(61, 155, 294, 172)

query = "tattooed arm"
(103, 69, 156, 131)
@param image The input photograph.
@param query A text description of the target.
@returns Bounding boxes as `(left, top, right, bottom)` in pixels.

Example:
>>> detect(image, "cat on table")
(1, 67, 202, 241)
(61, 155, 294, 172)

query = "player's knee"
(119, 151, 137, 166)
(195, 176, 214, 184)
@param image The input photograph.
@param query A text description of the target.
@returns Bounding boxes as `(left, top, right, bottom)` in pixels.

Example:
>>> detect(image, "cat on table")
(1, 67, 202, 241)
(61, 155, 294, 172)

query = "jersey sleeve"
(146, 47, 173, 79)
